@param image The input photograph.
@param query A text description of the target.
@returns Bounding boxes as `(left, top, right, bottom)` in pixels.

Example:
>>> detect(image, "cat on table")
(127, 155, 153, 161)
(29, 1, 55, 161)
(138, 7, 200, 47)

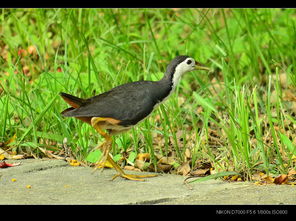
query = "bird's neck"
(154, 72, 181, 104)
(161, 66, 184, 91)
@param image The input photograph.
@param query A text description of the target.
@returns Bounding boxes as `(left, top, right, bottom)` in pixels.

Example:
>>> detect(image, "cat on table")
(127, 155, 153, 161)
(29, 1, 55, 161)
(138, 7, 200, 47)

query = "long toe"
(112, 172, 157, 181)
(92, 158, 109, 174)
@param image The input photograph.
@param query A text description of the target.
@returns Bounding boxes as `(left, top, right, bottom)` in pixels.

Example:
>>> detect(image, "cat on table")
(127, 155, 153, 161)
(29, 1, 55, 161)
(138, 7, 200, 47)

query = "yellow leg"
(90, 117, 157, 181)
(91, 117, 112, 172)
(91, 140, 112, 173)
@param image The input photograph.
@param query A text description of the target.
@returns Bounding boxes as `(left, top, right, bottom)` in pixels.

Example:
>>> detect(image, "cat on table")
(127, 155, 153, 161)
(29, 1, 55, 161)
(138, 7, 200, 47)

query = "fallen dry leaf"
(230, 175, 240, 181)
(251, 172, 275, 185)
(251, 172, 265, 181)
(190, 168, 210, 177)
(222, 174, 243, 182)
(157, 156, 175, 165)
(263, 175, 275, 184)
(157, 164, 172, 172)
(4, 153, 24, 160)
(274, 174, 288, 185)
(156, 156, 176, 172)
(135, 153, 150, 170)
(290, 102, 296, 115)
(279, 73, 288, 89)
(185, 148, 191, 160)
(177, 161, 191, 176)
(135, 159, 145, 170)
(136, 153, 150, 162)
(288, 168, 296, 177)
(27, 45, 37, 55)
(210, 167, 217, 174)
(283, 89, 296, 102)
(0, 147, 24, 160)
(135, 159, 151, 171)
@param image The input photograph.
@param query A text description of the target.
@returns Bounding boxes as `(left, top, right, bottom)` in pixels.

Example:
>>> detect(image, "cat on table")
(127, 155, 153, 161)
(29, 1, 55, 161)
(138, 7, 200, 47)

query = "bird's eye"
(186, 59, 192, 65)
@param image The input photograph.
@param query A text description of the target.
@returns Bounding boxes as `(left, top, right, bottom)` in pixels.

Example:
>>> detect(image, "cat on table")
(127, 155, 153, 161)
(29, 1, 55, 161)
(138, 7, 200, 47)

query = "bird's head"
(165, 55, 210, 88)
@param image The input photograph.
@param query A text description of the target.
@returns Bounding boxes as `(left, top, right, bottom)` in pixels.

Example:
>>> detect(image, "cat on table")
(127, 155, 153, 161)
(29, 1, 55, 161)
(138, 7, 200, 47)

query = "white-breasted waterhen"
(60, 55, 210, 181)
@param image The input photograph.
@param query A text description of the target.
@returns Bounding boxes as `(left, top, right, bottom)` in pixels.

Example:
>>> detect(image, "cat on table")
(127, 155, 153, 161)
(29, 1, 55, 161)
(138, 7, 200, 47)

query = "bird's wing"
(62, 81, 158, 126)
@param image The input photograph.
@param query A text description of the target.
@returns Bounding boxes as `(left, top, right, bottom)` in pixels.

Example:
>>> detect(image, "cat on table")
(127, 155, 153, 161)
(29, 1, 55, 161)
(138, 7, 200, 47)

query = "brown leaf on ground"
(288, 168, 296, 177)
(291, 102, 296, 115)
(6, 154, 24, 160)
(279, 73, 288, 89)
(262, 175, 275, 184)
(286, 169, 296, 185)
(177, 161, 191, 176)
(157, 163, 172, 172)
(190, 168, 210, 177)
(222, 174, 243, 182)
(274, 174, 288, 185)
(135, 159, 145, 170)
(0, 148, 24, 160)
(136, 153, 150, 161)
(252, 172, 275, 185)
(135, 153, 152, 170)
(157, 156, 175, 164)
(184, 148, 191, 160)
(27, 45, 37, 55)
(251, 172, 266, 181)
(283, 89, 296, 102)
(157, 156, 175, 173)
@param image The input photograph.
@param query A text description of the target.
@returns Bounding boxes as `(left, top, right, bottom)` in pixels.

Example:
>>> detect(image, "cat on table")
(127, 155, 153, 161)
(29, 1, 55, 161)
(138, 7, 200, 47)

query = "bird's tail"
(60, 92, 85, 108)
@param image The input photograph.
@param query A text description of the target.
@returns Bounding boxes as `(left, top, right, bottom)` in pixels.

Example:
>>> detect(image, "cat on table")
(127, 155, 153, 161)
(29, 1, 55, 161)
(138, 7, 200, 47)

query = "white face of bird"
(172, 57, 197, 89)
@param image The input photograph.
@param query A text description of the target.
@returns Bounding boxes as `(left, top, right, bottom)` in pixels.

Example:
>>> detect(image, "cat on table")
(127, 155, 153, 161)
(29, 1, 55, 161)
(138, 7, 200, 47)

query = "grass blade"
(186, 171, 240, 184)
(17, 94, 59, 145)
(193, 92, 217, 113)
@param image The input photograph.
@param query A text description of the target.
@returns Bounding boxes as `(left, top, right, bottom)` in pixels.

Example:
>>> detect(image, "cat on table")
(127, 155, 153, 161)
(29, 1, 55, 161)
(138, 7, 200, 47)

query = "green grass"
(0, 8, 296, 181)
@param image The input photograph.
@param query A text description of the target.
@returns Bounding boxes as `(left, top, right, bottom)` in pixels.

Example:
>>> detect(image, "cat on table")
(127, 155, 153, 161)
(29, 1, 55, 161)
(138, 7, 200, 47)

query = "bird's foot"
(92, 157, 110, 174)
(111, 172, 157, 181)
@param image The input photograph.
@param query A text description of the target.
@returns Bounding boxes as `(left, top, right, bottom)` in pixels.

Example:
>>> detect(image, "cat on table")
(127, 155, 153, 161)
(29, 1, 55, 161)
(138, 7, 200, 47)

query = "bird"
(60, 55, 210, 181)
